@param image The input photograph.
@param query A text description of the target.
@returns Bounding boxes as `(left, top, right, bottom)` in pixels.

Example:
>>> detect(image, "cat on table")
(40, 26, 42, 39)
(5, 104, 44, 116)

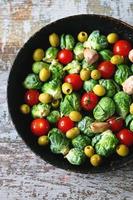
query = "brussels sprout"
(47, 110, 60, 123)
(130, 120, 133, 131)
(114, 92, 131, 118)
(63, 60, 81, 74)
(48, 128, 70, 155)
(93, 97, 115, 121)
(114, 64, 131, 85)
(73, 42, 84, 61)
(99, 79, 116, 97)
(49, 59, 64, 80)
(85, 30, 108, 51)
(72, 135, 91, 150)
(32, 61, 49, 74)
(23, 73, 42, 89)
(78, 116, 95, 137)
(125, 114, 133, 131)
(82, 59, 96, 71)
(31, 103, 50, 118)
(65, 148, 86, 165)
(60, 93, 80, 116)
(43, 47, 58, 63)
(92, 130, 119, 157)
(42, 79, 62, 99)
(83, 79, 98, 92)
(112, 80, 121, 92)
(99, 49, 113, 61)
(60, 34, 75, 50)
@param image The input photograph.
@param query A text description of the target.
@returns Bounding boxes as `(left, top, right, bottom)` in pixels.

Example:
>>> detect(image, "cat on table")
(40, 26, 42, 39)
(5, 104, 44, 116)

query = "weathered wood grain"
(1, 0, 133, 199)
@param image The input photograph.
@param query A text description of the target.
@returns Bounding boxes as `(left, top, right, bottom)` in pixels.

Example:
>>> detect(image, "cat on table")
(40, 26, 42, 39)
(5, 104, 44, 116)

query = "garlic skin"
(84, 48, 99, 65)
(122, 76, 133, 95)
(128, 49, 133, 62)
(90, 122, 110, 133)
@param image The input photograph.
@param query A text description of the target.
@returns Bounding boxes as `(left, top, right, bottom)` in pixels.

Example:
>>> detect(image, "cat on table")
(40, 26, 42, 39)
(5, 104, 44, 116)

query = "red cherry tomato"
(113, 40, 132, 56)
(107, 117, 124, 132)
(64, 74, 83, 90)
(57, 49, 73, 64)
(58, 116, 74, 133)
(25, 90, 39, 106)
(116, 129, 133, 146)
(81, 92, 99, 111)
(31, 118, 50, 136)
(97, 61, 115, 79)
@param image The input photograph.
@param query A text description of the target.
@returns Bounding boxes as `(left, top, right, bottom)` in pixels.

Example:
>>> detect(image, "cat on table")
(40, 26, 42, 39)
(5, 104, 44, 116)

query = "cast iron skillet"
(7, 14, 133, 173)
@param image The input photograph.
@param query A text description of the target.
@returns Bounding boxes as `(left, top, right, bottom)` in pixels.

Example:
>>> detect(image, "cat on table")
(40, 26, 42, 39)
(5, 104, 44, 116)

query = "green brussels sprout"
(114, 92, 131, 118)
(78, 116, 95, 137)
(23, 73, 42, 89)
(114, 64, 131, 85)
(43, 47, 58, 63)
(47, 110, 60, 123)
(60, 93, 80, 116)
(93, 97, 115, 121)
(49, 59, 64, 80)
(73, 42, 84, 61)
(82, 59, 96, 71)
(32, 61, 49, 74)
(99, 79, 116, 97)
(125, 114, 133, 131)
(60, 34, 75, 50)
(112, 80, 121, 92)
(63, 60, 81, 74)
(99, 49, 113, 61)
(83, 79, 98, 92)
(72, 135, 91, 150)
(131, 64, 133, 73)
(42, 79, 62, 99)
(65, 148, 86, 165)
(48, 128, 70, 155)
(92, 130, 119, 157)
(85, 30, 108, 51)
(31, 103, 51, 118)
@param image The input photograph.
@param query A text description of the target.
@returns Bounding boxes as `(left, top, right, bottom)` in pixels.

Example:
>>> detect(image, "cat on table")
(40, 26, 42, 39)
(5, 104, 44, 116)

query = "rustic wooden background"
(1, 0, 133, 199)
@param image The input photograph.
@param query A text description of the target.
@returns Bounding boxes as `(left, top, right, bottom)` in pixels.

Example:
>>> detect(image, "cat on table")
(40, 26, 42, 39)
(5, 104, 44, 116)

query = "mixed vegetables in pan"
(20, 30, 133, 167)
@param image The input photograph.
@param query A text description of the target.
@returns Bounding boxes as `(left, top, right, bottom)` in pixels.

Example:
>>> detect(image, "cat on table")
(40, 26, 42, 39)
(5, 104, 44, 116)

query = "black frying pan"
(7, 14, 133, 173)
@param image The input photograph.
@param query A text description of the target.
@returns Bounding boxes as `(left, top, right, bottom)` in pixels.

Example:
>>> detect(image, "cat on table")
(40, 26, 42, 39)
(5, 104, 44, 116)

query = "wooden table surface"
(1, 0, 133, 199)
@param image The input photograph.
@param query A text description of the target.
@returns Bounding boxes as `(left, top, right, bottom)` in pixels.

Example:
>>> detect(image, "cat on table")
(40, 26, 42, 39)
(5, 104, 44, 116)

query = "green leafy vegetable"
(65, 148, 86, 165)
(72, 135, 91, 150)
(47, 110, 60, 123)
(60, 93, 80, 116)
(43, 47, 58, 63)
(32, 61, 49, 74)
(114, 64, 131, 85)
(125, 114, 133, 131)
(49, 59, 64, 80)
(73, 42, 84, 61)
(48, 128, 70, 155)
(99, 79, 117, 97)
(82, 59, 96, 71)
(60, 34, 75, 50)
(99, 49, 113, 61)
(42, 79, 62, 99)
(92, 130, 119, 157)
(83, 79, 98, 92)
(23, 73, 42, 89)
(93, 97, 115, 121)
(78, 116, 95, 137)
(31, 103, 50, 118)
(63, 60, 81, 74)
(114, 91, 131, 118)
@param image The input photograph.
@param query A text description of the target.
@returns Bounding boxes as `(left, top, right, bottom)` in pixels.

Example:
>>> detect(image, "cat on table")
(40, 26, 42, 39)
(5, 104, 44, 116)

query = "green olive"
(80, 68, 91, 81)
(49, 33, 59, 47)
(38, 135, 49, 146)
(69, 111, 82, 122)
(20, 104, 30, 114)
(39, 68, 51, 81)
(84, 145, 95, 158)
(33, 48, 45, 61)
(39, 93, 52, 104)
(52, 99, 60, 108)
(77, 31, 88, 43)
(66, 127, 80, 139)
(62, 83, 73, 94)
(90, 154, 102, 167)
(91, 69, 101, 80)
(116, 144, 129, 157)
